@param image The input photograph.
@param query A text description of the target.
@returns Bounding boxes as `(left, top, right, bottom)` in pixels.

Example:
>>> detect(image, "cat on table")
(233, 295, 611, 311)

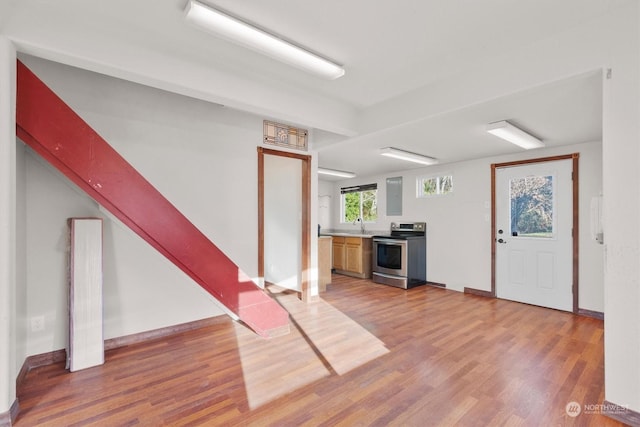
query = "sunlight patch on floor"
(276, 292, 390, 375)
(233, 321, 331, 410)
(234, 290, 389, 409)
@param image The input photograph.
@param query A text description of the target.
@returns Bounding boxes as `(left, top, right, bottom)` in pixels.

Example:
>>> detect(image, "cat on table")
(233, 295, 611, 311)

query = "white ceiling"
(317, 70, 603, 179)
(193, 0, 615, 108)
(0, 0, 627, 179)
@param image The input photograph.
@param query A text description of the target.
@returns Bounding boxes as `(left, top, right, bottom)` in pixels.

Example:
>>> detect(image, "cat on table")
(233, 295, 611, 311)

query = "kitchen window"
(417, 174, 453, 197)
(341, 183, 378, 223)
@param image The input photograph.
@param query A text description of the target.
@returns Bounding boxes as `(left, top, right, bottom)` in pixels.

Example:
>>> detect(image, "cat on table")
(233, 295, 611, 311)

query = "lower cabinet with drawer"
(332, 236, 372, 279)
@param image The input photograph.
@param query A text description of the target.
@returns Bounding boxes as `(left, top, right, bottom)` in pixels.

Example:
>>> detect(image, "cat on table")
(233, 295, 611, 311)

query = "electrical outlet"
(31, 315, 45, 332)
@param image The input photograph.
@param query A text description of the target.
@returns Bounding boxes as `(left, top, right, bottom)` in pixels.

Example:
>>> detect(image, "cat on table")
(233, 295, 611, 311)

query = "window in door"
(509, 175, 554, 238)
(341, 183, 377, 223)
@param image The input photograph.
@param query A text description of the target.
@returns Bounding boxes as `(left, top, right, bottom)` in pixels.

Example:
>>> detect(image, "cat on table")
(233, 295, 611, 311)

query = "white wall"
(15, 140, 26, 377)
(0, 35, 17, 415)
(602, 2, 640, 410)
(16, 55, 298, 357)
(21, 149, 225, 355)
(327, 141, 604, 312)
(318, 180, 333, 231)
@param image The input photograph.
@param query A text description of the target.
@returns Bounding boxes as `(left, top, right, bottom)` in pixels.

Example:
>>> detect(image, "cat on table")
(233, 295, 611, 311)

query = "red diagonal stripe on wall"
(16, 60, 289, 338)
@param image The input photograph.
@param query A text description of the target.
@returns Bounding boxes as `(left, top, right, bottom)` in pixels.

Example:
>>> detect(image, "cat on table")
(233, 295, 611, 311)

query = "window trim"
(341, 183, 378, 194)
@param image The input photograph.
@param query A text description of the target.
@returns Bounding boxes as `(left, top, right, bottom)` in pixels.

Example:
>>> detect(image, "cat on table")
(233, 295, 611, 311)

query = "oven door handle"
(374, 238, 407, 245)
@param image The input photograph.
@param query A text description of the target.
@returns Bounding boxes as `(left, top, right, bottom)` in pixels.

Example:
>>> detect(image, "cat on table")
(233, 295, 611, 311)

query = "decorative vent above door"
(263, 120, 308, 151)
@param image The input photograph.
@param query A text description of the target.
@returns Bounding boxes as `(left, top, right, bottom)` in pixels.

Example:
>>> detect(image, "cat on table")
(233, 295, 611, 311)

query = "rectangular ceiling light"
(486, 120, 544, 150)
(380, 147, 439, 166)
(318, 167, 356, 178)
(184, 0, 345, 80)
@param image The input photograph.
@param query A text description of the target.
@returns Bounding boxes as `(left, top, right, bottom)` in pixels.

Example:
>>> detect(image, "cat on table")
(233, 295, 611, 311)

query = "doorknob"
(497, 238, 506, 244)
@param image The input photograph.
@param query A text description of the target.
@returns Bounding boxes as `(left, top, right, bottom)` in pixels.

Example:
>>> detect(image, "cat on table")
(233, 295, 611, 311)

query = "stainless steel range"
(372, 222, 427, 289)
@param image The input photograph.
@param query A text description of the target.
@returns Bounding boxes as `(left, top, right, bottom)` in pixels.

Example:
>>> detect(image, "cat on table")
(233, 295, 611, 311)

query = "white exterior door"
(495, 159, 573, 311)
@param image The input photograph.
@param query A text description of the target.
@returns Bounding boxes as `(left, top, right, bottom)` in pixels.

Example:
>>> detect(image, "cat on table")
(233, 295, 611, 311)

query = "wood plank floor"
(15, 275, 623, 426)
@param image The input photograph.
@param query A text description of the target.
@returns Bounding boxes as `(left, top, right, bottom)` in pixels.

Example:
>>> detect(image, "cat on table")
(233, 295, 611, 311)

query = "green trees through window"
(417, 175, 453, 197)
(343, 189, 377, 222)
(510, 175, 553, 238)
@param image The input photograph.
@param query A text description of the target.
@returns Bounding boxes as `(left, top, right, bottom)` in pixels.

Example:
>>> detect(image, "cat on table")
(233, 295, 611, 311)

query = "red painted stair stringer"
(15, 60, 289, 338)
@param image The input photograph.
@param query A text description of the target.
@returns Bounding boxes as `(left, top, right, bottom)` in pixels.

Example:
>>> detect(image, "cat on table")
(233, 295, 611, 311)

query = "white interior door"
(264, 154, 302, 291)
(495, 159, 573, 311)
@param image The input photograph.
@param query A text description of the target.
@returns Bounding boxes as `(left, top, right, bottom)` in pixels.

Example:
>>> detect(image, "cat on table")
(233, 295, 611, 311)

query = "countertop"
(320, 230, 385, 238)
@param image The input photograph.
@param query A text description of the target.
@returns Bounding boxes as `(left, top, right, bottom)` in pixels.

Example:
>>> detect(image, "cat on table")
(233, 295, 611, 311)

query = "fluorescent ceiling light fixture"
(184, 0, 345, 80)
(380, 147, 439, 166)
(318, 167, 356, 178)
(486, 120, 544, 150)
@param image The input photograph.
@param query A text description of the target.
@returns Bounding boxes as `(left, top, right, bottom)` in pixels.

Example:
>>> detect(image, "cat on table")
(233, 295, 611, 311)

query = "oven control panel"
(391, 222, 426, 232)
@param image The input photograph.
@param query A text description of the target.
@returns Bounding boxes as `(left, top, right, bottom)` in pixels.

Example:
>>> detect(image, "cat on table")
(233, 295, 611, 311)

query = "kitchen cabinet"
(345, 238, 363, 273)
(332, 236, 346, 270)
(332, 236, 372, 279)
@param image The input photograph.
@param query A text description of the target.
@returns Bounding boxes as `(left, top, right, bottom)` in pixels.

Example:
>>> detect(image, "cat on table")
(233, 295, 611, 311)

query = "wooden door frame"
(257, 147, 312, 302)
(464, 153, 580, 313)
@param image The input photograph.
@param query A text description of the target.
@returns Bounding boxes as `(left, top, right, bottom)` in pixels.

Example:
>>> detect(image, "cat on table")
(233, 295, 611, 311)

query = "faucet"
(353, 217, 365, 234)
